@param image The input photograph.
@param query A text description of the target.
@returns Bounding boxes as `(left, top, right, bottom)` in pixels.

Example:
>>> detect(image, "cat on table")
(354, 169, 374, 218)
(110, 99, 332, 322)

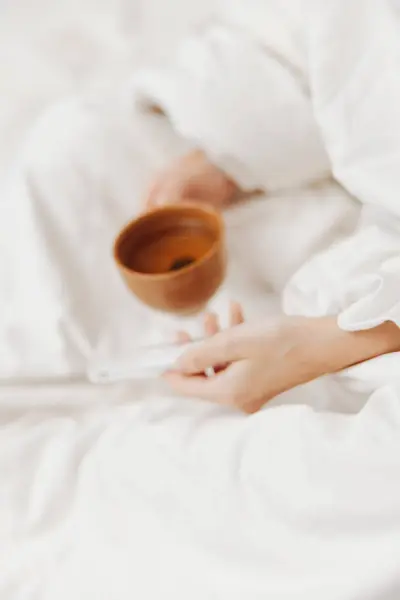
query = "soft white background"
(0, 0, 213, 181)
(1, 3, 400, 600)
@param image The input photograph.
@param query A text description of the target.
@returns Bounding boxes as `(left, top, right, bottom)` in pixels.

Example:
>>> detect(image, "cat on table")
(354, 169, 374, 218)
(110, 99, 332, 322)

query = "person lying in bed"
(3, 2, 400, 598)
(3, 0, 400, 407)
(167, 300, 400, 414)
(133, 0, 400, 412)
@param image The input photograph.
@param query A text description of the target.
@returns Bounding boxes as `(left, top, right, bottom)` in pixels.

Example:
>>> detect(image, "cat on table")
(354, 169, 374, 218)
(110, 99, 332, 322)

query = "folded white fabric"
(3, 2, 400, 600)
(136, 0, 400, 347)
(0, 94, 190, 380)
(282, 0, 400, 396)
(133, 21, 330, 191)
(284, 0, 400, 330)
(308, 0, 400, 219)
(284, 207, 400, 328)
(283, 207, 400, 396)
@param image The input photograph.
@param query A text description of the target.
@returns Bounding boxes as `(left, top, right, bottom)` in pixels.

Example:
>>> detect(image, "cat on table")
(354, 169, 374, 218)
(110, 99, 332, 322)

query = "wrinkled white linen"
(134, 22, 331, 191)
(135, 0, 400, 387)
(1, 1, 400, 599)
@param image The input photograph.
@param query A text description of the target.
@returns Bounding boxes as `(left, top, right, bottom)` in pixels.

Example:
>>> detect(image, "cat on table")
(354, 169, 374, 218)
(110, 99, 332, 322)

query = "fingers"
(173, 303, 246, 374)
(143, 166, 189, 210)
(175, 328, 245, 375)
(230, 301, 245, 326)
(143, 174, 176, 210)
(204, 312, 219, 337)
(175, 312, 219, 346)
(175, 313, 221, 377)
(163, 369, 233, 403)
(163, 372, 216, 400)
(143, 179, 161, 210)
(175, 330, 191, 344)
(143, 148, 238, 212)
(204, 302, 244, 336)
(163, 360, 253, 410)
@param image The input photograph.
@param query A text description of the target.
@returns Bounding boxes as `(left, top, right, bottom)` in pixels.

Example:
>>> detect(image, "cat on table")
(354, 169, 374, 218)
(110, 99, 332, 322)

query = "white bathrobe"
(1, 1, 400, 599)
(134, 0, 400, 389)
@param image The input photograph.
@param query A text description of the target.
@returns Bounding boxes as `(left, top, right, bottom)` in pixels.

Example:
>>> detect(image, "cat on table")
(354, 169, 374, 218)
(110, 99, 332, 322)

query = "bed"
(1, 1, 400, 599)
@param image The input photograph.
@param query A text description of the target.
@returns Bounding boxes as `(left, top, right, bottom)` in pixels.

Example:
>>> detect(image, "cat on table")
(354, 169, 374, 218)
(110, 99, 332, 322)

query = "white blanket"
(1, 1, 400, 598)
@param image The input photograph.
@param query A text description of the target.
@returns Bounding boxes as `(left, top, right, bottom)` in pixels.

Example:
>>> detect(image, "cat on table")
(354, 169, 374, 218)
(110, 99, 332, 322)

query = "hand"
(144, 149, 238, 210)
(164, 312, 356, 414)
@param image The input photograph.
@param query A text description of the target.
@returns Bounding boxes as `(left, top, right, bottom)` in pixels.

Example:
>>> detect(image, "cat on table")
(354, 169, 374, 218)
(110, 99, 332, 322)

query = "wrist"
(309, 317, 400, 375)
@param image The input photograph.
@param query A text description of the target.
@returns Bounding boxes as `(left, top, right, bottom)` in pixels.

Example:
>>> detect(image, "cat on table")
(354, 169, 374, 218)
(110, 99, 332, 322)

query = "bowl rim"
(113, 202, 225, 281)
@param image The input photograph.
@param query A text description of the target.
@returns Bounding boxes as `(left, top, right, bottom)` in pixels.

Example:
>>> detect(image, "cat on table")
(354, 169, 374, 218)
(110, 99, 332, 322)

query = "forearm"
(314, 317, 400, 376)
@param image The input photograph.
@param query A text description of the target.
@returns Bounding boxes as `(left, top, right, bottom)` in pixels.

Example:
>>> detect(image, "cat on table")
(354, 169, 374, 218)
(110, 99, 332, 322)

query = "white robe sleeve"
(284, 0, 400, 337)
(132, 15, 330, 192)
(308, 0, 400, 217)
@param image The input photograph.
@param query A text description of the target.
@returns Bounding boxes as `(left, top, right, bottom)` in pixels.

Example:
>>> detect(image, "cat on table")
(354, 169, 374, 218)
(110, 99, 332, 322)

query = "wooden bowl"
(113, 203, 226, 314)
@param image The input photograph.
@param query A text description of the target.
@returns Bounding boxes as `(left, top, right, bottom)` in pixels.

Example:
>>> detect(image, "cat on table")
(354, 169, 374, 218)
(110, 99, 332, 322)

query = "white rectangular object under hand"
(87, 339, 213, 383)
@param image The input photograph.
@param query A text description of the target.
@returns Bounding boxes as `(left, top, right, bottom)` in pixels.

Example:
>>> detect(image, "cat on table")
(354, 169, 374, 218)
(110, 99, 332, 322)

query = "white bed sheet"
(1, 1, 400, 599)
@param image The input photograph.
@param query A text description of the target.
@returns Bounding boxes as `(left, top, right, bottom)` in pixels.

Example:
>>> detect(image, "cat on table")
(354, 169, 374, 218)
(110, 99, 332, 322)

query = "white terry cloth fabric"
(2, 1, 400, 599)
(0, 98, 355, 382)
(283, 0, 400, 394)
(133, 17, 331, 192)
(135, 0, 400, 380)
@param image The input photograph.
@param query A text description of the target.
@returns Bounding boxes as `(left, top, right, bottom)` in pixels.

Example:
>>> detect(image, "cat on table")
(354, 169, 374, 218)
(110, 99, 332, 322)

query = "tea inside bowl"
(114, 204, 226, 314)
(117, 209, 219, 275)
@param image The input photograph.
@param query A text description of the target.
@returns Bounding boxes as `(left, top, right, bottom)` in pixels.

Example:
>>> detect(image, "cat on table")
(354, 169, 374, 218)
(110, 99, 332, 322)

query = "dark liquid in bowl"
(122, 223, 215, 275)
(114, 205, 226, 313)
(169, 256, 195, 271)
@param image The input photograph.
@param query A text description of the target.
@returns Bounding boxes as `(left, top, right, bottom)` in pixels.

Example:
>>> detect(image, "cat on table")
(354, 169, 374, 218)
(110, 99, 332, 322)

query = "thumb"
(175, 329, 246, 375)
